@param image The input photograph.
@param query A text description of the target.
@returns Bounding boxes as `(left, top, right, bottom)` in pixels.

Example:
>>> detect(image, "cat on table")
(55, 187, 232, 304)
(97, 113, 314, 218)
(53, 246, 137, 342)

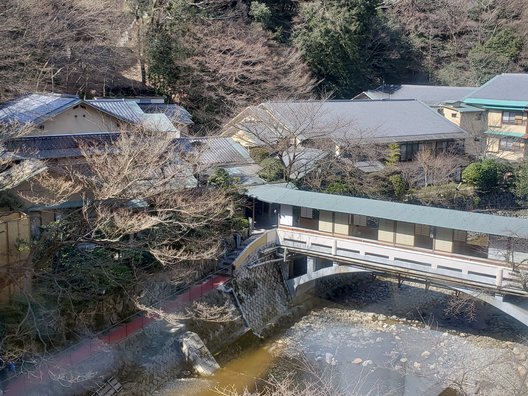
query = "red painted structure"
(1, 274, 229, 395)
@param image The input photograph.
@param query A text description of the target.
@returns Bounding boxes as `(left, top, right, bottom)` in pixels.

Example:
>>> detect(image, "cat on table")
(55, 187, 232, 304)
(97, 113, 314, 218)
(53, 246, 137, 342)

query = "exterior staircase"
(218, 232, 264, 273)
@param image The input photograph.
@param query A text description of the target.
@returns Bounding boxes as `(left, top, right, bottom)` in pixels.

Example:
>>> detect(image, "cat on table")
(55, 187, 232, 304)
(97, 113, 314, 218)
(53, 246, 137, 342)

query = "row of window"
(499, 138, 524, 152)
(502, 111, 526, 126)
(399, 140, 461, 162)
(298, 209, 471, 241)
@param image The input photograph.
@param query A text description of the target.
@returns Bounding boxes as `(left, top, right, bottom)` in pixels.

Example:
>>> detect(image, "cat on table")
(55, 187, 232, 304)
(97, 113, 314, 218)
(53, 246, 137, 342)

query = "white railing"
(278, 228, 526, 295)
(233, 229, 278, 268)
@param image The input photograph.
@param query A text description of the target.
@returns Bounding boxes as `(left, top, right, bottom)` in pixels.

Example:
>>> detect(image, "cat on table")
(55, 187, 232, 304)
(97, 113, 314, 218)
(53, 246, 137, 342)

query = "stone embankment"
(232, 256, 291, 335)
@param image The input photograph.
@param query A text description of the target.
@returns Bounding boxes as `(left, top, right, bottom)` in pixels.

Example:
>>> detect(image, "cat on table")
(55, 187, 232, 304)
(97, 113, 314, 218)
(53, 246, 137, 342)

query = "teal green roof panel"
(247, 185, 528, 238)
(484, 130, 526, 138)
(463, 98, 528, 110)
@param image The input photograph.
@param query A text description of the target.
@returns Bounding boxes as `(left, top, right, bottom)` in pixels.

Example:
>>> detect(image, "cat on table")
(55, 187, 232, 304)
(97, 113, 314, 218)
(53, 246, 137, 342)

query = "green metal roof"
(442, 102, 485, 113)
(484, 130, 526, 138)
(246, 185, 528, 238)
(463, 98, 528, 110)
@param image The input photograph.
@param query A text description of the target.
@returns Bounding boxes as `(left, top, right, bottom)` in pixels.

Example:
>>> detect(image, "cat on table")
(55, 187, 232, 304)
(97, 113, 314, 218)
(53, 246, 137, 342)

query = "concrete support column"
(280, 261, 288, 280)
(332, 239, 337, 256)
(496, 268, 503, 287)
(307, 256, 316, 273)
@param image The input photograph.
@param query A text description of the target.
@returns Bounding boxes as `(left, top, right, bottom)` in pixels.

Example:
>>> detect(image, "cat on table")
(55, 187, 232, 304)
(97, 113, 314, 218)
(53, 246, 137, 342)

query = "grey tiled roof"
(356, 84, 476, 106)
(282, 147, 330, 179)
(174, 137, 265, 185)
(260, 99, 468, 144)
(0, 94, 178, 133)
(138, 104, 193, 125)
(141, 113, 178, 133)
(86, 99, 145, 123)
(247, 184, 528, 238)
(87, 99, 178, 132)
(223, 164, 265, 186)
(0, 93, 80, 125)
(464, 74, 528, 102)
(7, 133, 120, 159)
(177, 137, 255, 166)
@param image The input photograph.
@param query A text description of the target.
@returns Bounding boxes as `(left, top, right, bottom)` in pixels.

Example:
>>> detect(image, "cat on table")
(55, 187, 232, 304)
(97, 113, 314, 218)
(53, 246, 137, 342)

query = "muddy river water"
(159, 276, 528, 396)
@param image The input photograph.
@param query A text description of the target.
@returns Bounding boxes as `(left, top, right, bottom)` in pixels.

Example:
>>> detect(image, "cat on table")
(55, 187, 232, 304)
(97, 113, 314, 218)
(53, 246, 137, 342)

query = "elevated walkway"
(231, 227, 528, 327)
(278, 227, 527, 297)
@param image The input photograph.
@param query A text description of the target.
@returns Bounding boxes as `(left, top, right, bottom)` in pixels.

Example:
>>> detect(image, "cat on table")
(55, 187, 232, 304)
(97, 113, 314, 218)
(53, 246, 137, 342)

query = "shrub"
(258, 157, 285, 182)
(208, 168, 235, 187)
(325, 181, 350, 195)
(513, 161, 528, 203)
(389, 174, 406, 199)
(249, 147, 271, 163)
(249, 1, 272, 28)
(462, 159, 512, 192)
(385, 143, 401, 166)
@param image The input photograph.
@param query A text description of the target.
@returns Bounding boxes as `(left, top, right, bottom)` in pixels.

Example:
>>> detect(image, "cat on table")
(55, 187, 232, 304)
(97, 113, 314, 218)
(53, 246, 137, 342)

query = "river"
(159, 275, 528, 396)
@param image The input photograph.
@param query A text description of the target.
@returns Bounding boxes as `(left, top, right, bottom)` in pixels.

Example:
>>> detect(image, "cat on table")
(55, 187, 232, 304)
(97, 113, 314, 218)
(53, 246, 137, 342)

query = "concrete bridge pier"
(285, 255, 369, 300)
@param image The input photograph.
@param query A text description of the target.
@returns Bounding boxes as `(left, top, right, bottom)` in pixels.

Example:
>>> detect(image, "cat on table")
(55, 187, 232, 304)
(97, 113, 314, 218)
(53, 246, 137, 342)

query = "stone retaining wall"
(233, 256, 291, 335)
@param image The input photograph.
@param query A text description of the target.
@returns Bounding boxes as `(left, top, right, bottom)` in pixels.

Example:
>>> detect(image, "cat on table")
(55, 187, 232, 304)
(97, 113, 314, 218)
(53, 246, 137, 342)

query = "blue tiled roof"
(86, 99, 145, 123)
(138, 104, 193, 125)
(0, 93, 80, 125)
(7, 133, 120, 159)
(357, 84, 476, 106)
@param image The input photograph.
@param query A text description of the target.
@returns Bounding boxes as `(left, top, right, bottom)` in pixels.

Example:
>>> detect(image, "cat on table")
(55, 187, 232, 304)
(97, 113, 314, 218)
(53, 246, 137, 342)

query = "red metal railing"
(1, 272, 229, 395)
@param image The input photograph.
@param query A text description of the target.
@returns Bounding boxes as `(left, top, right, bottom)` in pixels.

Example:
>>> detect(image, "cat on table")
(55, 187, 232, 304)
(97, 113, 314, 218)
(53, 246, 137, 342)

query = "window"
(499, 138, 522, 152)
(300, 207, 313, 219)
(415, 224, 430, 236)
(367, 217, 379, 229)
(436, 141, 448, 152)
(502, 111, 525, 125)
(350, 214, 367, 226)
(451, 113, 457, 118)
(400, 142, 420, 161)
(454, 230, 466, 242)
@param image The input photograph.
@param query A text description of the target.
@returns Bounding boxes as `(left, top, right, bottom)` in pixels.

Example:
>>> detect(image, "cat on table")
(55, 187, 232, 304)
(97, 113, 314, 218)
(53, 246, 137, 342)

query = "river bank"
(157, 273, 528, 396)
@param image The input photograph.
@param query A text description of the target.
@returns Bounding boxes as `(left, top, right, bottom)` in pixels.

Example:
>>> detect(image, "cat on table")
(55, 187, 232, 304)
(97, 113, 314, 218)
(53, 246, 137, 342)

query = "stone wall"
(233, 256, 291, 335)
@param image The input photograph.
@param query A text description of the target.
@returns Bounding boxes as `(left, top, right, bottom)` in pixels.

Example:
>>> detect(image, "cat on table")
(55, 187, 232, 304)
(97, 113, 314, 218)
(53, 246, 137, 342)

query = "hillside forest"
(1, 0, 527, 130)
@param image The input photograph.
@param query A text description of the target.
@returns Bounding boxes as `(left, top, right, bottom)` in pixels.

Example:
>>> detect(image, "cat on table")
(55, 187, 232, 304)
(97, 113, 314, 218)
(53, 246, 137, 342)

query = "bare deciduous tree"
(0, 122, 45, 191)
(0, 0, 135, 99)
(400, 149, 466, 189)
(25, 128, 238, 265)
(0, 126, 240, 365)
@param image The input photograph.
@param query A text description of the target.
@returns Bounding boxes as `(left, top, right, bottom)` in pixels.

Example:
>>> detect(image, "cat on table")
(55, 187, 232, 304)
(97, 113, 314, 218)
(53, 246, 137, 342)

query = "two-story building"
(461, 73, 528, 161)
